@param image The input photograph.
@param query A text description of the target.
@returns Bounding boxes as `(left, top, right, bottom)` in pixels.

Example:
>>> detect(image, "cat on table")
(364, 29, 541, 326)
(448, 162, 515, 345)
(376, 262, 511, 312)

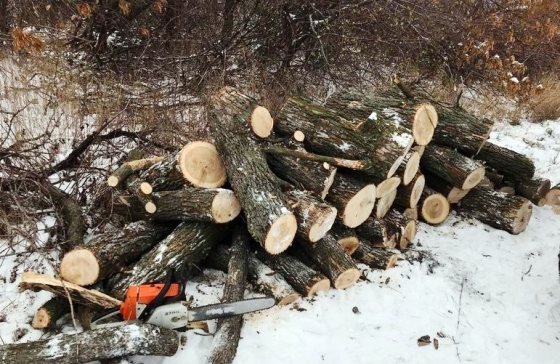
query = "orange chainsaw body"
(120, 283, 181, 320)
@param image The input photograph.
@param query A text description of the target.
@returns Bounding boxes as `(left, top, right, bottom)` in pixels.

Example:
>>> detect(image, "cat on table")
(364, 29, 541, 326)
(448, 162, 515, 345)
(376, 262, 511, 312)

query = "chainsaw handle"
(137, 269, 174, 322)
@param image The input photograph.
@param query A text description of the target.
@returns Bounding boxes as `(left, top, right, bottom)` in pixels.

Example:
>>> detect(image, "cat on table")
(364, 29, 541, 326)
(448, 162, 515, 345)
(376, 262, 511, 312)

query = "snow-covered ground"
(1, 109, 559, 363)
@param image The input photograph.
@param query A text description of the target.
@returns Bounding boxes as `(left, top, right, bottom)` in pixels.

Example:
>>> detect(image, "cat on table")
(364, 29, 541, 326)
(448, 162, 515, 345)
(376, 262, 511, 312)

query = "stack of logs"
(5, 84, 559, 364)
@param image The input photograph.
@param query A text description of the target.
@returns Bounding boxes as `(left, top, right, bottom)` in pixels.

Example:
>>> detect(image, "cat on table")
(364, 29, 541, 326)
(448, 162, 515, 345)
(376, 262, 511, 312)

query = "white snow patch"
(368, 111, 378, 121)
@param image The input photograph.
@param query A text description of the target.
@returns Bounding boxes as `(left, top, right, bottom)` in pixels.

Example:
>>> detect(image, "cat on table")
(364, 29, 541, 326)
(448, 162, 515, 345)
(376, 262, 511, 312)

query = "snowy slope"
(1, 117, 559, 364)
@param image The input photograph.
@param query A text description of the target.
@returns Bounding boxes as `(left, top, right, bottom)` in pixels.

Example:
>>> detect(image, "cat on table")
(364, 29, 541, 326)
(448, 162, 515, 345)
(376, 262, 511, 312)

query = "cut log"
(514, 177, 551, 206)
(355, 217, 397, 248)
(419, 187, 450, 225)
(423, 170, 470, 203)
(263, 146, 372, 171)
(122, 174, 156, 213)
(276, 97, 406, 179)
(545, 183, 560, 210)
(107, 156, 165, 187)
(205, 245, 301, 305)
(59, 221, 173, 286)
(255, 250, 330, 297)
(210, 87, 297, 254)
(0, 323, 180, 364)
(329, 223, 360, 255)
(139, 154, 186, 191)
(326, 91, 436, 145)
(381, 86, 494, 156)
(384, 209, 417, 250)
(484, 169, 505, 189)
(400, 205, 419, 221)
(285, 190, 337, 243)
(110, 222, 227, 298)
(178, 141, 228, 188)
(375, 176, 401, 199)
(325, 172, 376, 228)
(293, 130, 305, 142)
(459, 188, 532, 234)
(296, 234, 360, 289)
(397, 151, 421, 186)
(19, 272, 122, 309)
(32, 296, 71, 330)
(394, 173, 425, 208)
(477, 175, 495, 190)
(421, 144, 485, 189)
(475, 141, 535, 181)
(352, 240, 399, 270)
(375, 188, 397, 218)
(266, 150, 338, 199)
(206, 226, 249, 364)
(250, 105, 274, 138)
(412, 145, 426, 157)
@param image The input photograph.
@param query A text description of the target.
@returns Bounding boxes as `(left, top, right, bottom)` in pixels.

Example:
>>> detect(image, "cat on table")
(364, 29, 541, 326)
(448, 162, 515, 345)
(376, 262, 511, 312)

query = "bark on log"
(206, 226, 249, 364)
(32, 296, 72, 330)
(355, 217, 397, 248)
(108, 156, 165, 187)
(423, 170, 470, 203)
(352, 240, 399, 270)
(329, 223, 360, 256)
(325, 91, 437, 146)
(514, 177, 551, 206)
(210, 87, 297, 254)
(266, 151, 338, 199)
(384, 209, 417, 250)
(381, 86, 494, 156)
(59, 221, 174, 286)
(19, 272, 122, 309)
(123, 174, 156, 213)
(263, 146, 371, 171)
(296, 234, 360, 289)
(325, 172, 376, 228)
(421, 144, 485, 189)
(255, 250, 331, 297)
(178, 141, 228, 188)
(285, 190, 337, 243)
(459, 188, 533, 234)
(419, 187, 450, 225)
(276, 97, 406, 179)
(475, 141, 535, 181)
(110, 222, 227, 298)
(139, 154, 187, 191)
(484, 168, 505, 189)
(394, 173, 425, 209)
(0, 323, 180, 363)
(205, 245, 301, 305)
(41, 182, 85, 252)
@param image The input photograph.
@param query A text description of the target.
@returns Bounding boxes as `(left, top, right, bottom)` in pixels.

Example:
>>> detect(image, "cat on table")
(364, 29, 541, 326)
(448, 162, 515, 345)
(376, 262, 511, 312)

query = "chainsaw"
(91, 267, 275, 330)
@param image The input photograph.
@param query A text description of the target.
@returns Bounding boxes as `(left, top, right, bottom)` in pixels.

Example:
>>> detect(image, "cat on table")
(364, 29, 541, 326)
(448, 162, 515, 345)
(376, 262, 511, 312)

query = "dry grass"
(528, 74, 560, 122)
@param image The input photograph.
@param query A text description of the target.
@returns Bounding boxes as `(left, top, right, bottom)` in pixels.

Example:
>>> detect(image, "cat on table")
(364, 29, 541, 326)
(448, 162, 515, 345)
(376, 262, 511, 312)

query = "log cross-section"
(210, 87, 297, 254)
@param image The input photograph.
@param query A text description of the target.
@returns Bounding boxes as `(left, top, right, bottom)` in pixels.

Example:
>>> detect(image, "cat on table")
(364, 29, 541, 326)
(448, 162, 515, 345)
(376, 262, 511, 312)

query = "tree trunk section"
(475, 141, 535, 181)
(206, 226, 249, 364)
(394, 173, 425, 209)
(210, 87, 297, 254)
(421, 144, 485, 189)
(205, 245, 301, 305)
(325, 172, 376, 228)
(397, 151, 421, 186)
(19, 272, 122, 309)
(177, 141, 228, 188)
(514, 177, 551, 206)
(545, 183, 560, 211)
(384, 209, 417, 250)
(459, 188, 533, 234)
(110, 222, 227, 298)
(139, 154, 187, 191)
(255, 250, 331, 297)
(108, 156, 164, 188)
(0, 323, 179, 363)
(59, 221, 173, 286)
(419, 187, 450, 225)
(329, 223, 360, 256)
(375, 188, 397, 218)
(355, 217, 397, 248)
(32, 296, 72, 330)
(285, 190, 337, 243)
(297, 234, 360, 289)
(325, 91, 436, 146)
(423, 170, 470, 203)
(352, 240, 399, 270)
(123, 174, 156, 213)
(267, 152, 337, 199)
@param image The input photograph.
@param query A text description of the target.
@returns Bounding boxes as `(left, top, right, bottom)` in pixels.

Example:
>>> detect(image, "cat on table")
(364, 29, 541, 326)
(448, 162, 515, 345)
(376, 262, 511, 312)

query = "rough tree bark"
(421, 144, 485, 189)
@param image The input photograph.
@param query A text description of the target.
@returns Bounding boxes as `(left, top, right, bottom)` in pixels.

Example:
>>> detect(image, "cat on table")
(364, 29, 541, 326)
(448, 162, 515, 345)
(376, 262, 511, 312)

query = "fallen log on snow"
(419, 187, 450, 225)
(32, 296, 72, 330)
(352, 240, 399, 270)
(210, 87, 297, 254)
(513, 176, 551, 206)
(0, 323, 180, 364)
